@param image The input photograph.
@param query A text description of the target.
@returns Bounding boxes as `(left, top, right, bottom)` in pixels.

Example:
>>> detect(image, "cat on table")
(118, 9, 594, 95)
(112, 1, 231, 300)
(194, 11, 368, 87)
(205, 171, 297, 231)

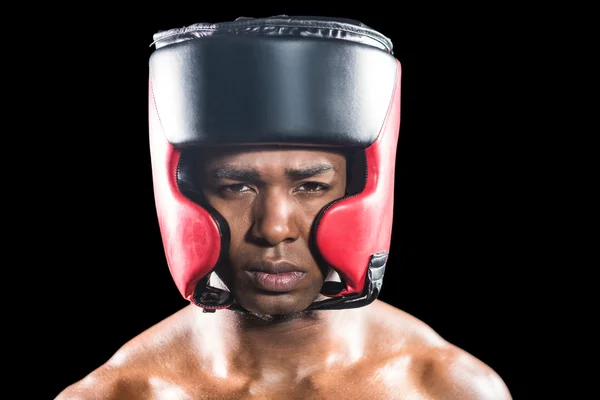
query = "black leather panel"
(149, 35, 397, 149)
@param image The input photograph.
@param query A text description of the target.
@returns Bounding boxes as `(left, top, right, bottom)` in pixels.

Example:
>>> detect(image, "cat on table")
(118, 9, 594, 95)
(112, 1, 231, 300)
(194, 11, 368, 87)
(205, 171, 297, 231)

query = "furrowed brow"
(285, 164, 335, 180)
(211, 166, 260, 181)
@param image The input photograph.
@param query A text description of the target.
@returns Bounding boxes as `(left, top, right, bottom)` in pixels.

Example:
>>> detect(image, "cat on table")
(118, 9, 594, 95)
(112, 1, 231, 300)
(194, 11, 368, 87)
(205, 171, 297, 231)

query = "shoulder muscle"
(55, 364, 150, 400)
(423, 346, 512, 400)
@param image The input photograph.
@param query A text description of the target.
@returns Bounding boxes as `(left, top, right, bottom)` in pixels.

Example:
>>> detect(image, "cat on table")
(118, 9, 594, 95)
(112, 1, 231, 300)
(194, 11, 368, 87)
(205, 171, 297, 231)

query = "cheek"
(294, 202, 323, 234)
(229, 213, 253, 246)
(215, 200, 254, 239)
(203, 193, 251, 233)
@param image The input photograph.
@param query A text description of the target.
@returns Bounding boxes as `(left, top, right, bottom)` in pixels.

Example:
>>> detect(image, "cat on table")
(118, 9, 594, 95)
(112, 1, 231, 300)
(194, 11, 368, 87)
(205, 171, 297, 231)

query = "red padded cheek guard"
(315, 61, 402, 297)
(148, 79, 222, 302)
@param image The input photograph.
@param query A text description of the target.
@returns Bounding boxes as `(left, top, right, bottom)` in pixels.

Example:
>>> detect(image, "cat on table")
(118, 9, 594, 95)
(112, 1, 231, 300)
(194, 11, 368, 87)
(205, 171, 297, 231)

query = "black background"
(32, 6, 532, 399)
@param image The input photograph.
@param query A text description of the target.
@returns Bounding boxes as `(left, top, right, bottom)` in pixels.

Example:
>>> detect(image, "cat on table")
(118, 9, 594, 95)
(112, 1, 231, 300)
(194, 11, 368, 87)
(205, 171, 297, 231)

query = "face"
(198, 146, 347, 317)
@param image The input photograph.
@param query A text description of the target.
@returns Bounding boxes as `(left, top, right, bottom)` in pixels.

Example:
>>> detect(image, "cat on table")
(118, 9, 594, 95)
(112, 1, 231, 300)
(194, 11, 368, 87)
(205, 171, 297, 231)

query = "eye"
(296, 182, 331, 193)
(219, 183, 253, 194)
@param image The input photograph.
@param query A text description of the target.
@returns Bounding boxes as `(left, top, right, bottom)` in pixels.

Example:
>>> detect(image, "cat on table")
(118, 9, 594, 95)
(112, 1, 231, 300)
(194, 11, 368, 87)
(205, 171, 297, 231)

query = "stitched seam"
(152, 23, 391, 51)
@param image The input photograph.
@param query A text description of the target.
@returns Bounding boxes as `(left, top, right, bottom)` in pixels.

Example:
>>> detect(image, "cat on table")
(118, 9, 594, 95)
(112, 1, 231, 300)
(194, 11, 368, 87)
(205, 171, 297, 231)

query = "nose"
(250, 188, 300, 246)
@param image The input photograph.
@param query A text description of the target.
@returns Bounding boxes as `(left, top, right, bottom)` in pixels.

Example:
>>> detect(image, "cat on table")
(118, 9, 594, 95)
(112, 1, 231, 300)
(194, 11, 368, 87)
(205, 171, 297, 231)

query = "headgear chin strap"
(148, 15, 401, 312)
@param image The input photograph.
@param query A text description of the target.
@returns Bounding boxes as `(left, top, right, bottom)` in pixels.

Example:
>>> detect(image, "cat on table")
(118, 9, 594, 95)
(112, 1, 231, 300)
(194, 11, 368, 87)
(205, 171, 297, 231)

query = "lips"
(246, 260, 307, 292)
(247, 260, 304, 274)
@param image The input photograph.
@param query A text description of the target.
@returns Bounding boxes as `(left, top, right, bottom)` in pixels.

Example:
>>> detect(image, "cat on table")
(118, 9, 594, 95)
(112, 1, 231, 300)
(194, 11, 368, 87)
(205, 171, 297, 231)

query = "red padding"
(315, 61, 402, 296)
(149, 78, 222, 300)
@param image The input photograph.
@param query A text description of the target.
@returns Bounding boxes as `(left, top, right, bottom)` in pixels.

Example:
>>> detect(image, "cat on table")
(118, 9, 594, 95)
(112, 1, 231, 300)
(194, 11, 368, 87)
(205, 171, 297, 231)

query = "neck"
(192, 305, 367, 381)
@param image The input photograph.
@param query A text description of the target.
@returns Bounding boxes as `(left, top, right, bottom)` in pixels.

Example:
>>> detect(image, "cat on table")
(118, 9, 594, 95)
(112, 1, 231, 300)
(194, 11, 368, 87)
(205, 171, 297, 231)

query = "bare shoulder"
(54, 363, 145, 400)
(420, 344, 513, 400)
(366, 300, 512, 399)
(55, 305, 196, 400)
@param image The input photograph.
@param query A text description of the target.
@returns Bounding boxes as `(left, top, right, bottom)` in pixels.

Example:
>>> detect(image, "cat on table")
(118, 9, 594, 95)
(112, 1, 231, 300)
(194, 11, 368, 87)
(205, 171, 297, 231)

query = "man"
(56, 15, 512, 399)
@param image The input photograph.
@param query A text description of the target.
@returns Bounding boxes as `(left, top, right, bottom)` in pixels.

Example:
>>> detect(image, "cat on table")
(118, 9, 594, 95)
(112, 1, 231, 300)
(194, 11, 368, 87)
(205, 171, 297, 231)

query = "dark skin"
(56, 147, 512, 399)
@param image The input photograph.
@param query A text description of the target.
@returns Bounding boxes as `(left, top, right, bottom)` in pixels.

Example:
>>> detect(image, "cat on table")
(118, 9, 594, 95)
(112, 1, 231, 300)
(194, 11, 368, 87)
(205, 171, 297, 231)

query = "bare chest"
(160, 361, 429, 400)
(172, 379, 413, 400)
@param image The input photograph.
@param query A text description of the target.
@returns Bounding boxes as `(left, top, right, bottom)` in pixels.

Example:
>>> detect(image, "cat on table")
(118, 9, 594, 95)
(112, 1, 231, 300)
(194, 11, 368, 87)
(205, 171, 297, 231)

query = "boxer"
(56, 16, 511, 399)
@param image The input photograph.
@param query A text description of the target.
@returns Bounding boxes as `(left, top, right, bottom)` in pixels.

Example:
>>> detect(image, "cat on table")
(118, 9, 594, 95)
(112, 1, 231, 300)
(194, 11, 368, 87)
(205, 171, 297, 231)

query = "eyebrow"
(285, 164, 334, 180)
(212, 166, 260, 181)
(209, 164, 335, 181)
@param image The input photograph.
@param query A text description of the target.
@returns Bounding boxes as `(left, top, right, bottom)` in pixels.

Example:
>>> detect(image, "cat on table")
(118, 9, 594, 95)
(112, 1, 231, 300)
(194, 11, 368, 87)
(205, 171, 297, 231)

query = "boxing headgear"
(148, 16, 401, 312)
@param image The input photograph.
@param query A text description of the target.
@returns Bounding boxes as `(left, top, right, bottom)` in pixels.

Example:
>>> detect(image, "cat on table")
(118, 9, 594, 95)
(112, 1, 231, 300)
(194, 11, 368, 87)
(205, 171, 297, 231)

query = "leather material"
(313, 63, 400, 298)
(307, 252, 388, 310)
(148, 16, 401, 311)
(149, 35, 397, 149)
(149, 81, 223, 302)
(367, 252, 388, 295)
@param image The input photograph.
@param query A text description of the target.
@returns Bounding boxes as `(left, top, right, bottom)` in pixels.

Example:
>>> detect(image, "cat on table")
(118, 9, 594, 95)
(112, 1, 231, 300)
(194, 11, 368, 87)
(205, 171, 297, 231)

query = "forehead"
(200, 146, 347, 168)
